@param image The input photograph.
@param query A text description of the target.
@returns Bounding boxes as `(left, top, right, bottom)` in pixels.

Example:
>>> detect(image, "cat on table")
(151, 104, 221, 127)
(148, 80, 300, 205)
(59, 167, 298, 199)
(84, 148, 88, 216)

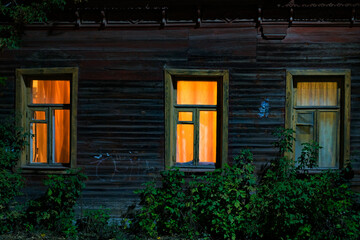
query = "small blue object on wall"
(258, 98, 270, 118)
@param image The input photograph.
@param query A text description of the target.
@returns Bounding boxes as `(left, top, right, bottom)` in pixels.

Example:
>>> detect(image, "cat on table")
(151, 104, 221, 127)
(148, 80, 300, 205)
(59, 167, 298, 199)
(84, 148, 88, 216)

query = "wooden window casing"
(285, 69, 351, 169)
(16, 68, 78, 174)
(165, 69, 229, 171)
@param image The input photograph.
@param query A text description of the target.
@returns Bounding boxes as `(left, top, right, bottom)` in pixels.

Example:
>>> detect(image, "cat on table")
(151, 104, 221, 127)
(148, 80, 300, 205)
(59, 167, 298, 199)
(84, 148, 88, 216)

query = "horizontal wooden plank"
(0, 25, 359, 212)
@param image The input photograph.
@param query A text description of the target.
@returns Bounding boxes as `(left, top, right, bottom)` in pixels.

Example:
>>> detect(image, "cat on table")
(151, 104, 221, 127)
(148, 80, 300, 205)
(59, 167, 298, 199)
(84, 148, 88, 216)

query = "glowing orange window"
(29, 80, 70, 164)
(175, 81, 217, 166)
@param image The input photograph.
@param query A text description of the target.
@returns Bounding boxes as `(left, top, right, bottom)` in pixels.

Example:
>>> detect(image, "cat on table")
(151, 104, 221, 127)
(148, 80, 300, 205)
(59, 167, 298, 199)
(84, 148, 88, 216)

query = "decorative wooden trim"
(344, 70, 351, 167)
(15, 67, 78, 174)
(281, 2, 360, 8)
(285, 69, 351, 168)
(71, 68, 79, 170)
(164, 68, 229, 170)
(164, 69, 174, 170)
(9, 3, 357, 32)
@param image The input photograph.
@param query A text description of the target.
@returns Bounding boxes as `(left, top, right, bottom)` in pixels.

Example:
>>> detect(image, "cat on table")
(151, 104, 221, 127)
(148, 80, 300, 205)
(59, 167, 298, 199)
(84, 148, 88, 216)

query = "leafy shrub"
(77, 208, 119, 239)
(252, 128, 360, 240)
(133, 170, 190, 238)
(0, 116, 27, 170)
(0, 116, 90, 238)
(25, 170, 87, 238)
(132, 127, 360, 240)
(0, 116, 26, 234)
(133, 149, 256, 239)
(190, 150, 256, 240)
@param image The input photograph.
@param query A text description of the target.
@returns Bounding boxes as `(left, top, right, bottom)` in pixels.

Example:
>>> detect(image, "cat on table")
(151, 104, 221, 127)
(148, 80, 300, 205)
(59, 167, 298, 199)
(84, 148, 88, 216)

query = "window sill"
(172, 164, 216, 173)
(178, 167, 216, 173)
(18, 165, 72, 174)
(297, 167, 339, 173)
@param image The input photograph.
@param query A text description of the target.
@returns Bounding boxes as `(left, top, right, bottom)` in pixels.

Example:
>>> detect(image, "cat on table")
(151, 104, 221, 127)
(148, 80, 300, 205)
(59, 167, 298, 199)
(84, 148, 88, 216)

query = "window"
(16, 68, 78, 172)
(165, 69, 229, 170)
(285, 70, 351, 168)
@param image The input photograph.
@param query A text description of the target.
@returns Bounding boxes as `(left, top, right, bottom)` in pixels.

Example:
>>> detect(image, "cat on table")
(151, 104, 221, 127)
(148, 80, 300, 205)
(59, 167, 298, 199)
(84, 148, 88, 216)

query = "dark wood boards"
(0, 25, 359, 214)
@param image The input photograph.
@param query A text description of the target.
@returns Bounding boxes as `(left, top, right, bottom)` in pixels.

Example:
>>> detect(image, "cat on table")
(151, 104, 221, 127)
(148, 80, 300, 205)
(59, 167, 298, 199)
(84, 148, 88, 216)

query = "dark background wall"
(0, 26, 359, 214)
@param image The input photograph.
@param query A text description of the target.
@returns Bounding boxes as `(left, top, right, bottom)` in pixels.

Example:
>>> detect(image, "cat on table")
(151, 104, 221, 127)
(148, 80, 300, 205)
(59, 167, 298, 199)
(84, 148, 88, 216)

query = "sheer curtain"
(32, 80, 70, 164)
(176, 81, 217, 164)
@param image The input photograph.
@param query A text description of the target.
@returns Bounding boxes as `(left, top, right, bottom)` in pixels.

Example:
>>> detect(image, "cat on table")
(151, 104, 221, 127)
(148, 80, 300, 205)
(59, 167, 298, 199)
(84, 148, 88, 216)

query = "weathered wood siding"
(0, 25, 359, 213)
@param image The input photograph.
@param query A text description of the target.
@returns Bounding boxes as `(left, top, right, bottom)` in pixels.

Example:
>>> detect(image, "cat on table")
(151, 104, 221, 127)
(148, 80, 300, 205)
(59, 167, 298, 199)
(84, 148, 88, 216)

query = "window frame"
(285, 69, 351, 169)
(16, 67, 78, 173)
(164, 68, 229, 171)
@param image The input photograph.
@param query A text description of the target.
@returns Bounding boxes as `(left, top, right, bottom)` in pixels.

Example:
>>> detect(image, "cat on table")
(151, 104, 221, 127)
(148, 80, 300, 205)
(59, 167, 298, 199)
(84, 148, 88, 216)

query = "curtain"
(297, 82, 337, 106)
(176, 81, 217, 164)
(31, 80, 70, 164)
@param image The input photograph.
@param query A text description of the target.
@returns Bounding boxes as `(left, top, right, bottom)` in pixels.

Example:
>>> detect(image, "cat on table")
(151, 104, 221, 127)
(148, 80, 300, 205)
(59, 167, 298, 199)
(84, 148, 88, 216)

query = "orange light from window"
(176, 124, 194, 163)
(31, 123, 47, 163)
(33, 111, 46, 120)
(31, 80, 70, 164)
(54, 110, 70, 163)
(178, 112, 193, 122)
(177, 81, 217, 105)
(199, 111, 217, 163)
(32, 80, 70, 104)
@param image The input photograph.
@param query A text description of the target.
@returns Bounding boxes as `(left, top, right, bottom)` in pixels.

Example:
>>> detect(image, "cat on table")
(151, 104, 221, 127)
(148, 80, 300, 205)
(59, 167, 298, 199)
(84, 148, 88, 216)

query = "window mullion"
(194, 109, 200, 166)
(48, 107, 53, 164)
(313, 110, 319, 164)
(27, 108, 31, 164)
(315, 110, 319, 159)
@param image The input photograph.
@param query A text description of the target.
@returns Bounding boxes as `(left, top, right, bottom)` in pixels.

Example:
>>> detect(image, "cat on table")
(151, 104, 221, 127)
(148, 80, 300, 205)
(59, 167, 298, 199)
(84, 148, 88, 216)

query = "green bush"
(133, 149, 256, 239)
(190, 150, 256, 240)
(0, 116, 27, 170)
(0, 116, 26, 234)
(132, 128, 360, 240)
(133, 170, 190, 238)
(0, 116, 90, 238)
(77, 208, 120, 240)
(253, 128, 360, 240)
(25, 169, 87, 238)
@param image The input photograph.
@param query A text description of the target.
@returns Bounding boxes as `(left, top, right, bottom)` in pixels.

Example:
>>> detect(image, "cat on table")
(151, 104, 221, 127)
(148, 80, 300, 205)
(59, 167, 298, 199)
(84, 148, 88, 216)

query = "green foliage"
(77, 208, 120, 239)
(0, 0, 67, 49)
(0, 116, 27, 169)
(25, 169, 87, 238)
(272, 127, 295, 154)
(133, 170, 189, 238)
(133, 149, 256, 239)
(0, 169, 25, 234)
(252, 128, 360, 240)
(131, 127, 360, 240)
(191, 156, 256, 239)
(0, 77, 6, 86)
(0, 116, 90, 238)
(0, 116, 26, 234)
(296, 142, 321, 171)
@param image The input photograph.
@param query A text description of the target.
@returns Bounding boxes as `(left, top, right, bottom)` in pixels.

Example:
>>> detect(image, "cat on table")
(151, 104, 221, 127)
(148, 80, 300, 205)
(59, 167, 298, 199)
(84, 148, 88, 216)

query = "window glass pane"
(177, 81, 217, 105)
(295, 111, 314, 164)
(30, 123, 47, 163)
(176, 124, 194, 164)
(32, 80, 70, 104)
(32, 111, 46, 120)
(54, 110, 70, 164)
(178, 112, 193, 122)
(297, 112, 314, 125)
(318, 111, 338, 168)
(296, 82, 337, 106)
(199, 111, 217, 165)
(295, 125, 314, 164)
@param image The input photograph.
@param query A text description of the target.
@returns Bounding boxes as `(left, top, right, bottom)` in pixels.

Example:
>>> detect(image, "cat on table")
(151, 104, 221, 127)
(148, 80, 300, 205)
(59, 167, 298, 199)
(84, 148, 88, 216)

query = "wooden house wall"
(0, 26, 359, 214)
